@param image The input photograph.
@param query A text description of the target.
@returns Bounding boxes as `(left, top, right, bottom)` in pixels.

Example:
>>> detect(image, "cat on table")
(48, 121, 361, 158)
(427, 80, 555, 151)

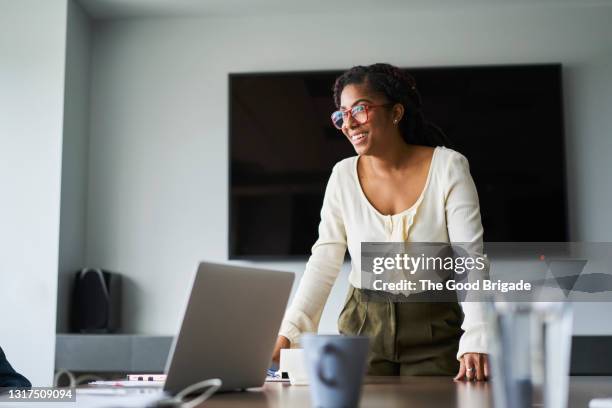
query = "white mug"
(280, 348, 309, 385)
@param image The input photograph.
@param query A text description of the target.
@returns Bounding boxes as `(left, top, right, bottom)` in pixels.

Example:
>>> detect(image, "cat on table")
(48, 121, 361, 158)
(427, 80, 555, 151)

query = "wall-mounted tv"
(229, 64, 567, 259)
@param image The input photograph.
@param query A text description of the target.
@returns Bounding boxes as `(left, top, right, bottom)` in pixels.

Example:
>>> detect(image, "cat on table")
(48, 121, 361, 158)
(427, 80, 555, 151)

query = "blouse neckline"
(352, 146, 439, 218)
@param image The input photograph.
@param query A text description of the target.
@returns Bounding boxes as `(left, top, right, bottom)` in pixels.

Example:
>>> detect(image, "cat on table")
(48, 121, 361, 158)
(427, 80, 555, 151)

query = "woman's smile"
(349, 132, 369, 145)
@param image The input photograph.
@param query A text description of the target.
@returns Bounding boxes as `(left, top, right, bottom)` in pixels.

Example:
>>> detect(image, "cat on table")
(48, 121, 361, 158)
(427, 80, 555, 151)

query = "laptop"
(163, 262, 294, 394)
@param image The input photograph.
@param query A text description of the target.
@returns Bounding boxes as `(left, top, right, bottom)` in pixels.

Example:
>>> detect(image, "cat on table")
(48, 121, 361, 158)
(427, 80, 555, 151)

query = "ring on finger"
(466, 367, 475, 379)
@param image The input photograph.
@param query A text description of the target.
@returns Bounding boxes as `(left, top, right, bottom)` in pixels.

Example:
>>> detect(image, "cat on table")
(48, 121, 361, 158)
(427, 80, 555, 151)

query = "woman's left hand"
(453, 353, 489, 381)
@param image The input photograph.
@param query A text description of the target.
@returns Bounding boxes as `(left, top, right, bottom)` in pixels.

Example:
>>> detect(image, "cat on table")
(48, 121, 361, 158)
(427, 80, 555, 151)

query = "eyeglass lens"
(331, 105, 367, 129)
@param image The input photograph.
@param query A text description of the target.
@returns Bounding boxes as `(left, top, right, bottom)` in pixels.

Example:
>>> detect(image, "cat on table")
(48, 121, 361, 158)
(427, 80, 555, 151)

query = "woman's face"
(338, 83, 397, 155)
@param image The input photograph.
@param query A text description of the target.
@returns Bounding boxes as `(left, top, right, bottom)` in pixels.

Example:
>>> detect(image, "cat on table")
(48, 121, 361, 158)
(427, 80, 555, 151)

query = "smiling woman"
(272, 63, 490, 381)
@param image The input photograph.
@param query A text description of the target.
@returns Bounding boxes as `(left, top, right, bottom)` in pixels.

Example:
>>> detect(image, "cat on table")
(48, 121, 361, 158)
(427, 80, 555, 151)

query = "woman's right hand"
(272, 335, 291, 364)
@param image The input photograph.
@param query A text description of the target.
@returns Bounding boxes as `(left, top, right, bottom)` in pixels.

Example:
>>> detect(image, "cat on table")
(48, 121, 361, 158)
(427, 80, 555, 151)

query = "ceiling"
(77, 0, 611, 19)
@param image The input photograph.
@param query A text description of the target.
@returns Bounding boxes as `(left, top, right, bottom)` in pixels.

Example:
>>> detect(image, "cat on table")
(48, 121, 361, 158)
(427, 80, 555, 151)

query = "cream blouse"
(278, 146, 488, 360)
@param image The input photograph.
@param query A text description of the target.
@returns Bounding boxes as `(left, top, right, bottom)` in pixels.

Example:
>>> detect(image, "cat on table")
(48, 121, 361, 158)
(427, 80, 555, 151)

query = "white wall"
(86, 4, 612, 336)
(0, 0, 67, 386)
(57, 0, 93, 333)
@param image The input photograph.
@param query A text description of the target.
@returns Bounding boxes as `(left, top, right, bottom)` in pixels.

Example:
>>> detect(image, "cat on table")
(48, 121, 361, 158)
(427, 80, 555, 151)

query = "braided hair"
(333, 63, 452, 148)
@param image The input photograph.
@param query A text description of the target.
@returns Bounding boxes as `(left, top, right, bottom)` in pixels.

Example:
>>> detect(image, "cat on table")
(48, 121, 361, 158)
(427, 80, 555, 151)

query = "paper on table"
(76, 388, 165, 408)
(265, 376, 290, 383)
(590, 399, 612, 408)
(89, 380, 164, 387)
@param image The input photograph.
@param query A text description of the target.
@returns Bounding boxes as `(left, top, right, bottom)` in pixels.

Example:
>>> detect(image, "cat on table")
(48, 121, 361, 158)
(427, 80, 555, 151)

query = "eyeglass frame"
(331, 103, 394, 129)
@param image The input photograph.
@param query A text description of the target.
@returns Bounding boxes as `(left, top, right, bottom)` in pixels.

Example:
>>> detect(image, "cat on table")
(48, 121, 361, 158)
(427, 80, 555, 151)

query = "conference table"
(200, 376, 612, 407)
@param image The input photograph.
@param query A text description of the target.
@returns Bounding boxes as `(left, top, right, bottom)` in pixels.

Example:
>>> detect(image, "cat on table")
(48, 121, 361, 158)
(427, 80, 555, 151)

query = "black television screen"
(229, 64, 567, 259)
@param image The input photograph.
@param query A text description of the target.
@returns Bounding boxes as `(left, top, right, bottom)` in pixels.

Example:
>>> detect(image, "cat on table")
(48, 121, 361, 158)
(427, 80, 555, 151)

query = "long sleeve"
(278, 164, 347, 346)
(444, 151, 489, 360)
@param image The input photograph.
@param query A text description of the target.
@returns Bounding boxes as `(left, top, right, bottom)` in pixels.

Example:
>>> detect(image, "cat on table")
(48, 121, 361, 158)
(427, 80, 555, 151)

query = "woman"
(272, 63, 489, 381)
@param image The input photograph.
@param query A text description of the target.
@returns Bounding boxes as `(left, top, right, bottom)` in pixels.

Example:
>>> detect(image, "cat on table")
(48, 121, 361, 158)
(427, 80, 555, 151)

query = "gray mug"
(302, 334, 370, 408)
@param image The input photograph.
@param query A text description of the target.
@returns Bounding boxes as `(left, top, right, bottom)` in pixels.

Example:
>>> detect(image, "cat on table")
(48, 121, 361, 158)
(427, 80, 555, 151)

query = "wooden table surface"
(200, 376, 612, 408)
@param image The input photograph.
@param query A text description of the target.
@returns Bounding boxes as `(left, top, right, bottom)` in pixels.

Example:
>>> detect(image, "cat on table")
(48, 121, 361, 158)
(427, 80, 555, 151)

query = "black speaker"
(70, 268, 121, 333)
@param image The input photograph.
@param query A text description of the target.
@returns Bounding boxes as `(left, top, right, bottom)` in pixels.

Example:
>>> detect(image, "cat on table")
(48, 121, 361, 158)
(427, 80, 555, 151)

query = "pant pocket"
(338, 286, 367, 335)
(430, 303, 463, 344)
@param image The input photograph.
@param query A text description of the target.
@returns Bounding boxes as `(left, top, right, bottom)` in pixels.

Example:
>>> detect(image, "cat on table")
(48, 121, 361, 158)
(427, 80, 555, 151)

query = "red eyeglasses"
(331, 103, 392, 129)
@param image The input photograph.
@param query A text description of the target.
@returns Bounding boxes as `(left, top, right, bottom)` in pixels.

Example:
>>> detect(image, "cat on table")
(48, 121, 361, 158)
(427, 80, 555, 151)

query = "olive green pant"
(338, 286, 463, 376)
